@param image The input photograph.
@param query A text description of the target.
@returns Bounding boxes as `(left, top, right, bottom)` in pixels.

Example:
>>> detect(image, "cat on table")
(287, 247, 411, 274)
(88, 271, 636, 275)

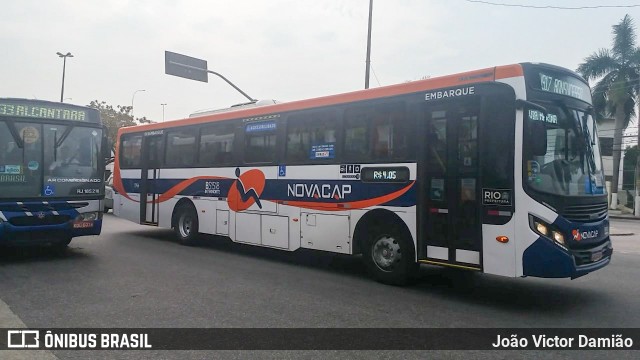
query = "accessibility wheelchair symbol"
(43, 185, 55, 196)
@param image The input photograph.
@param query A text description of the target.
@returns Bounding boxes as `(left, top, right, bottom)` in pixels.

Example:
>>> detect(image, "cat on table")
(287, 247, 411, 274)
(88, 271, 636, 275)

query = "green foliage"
(577, 14, 640, 195)
(578, 14, 640, 127)
(87, 100, 154, 154)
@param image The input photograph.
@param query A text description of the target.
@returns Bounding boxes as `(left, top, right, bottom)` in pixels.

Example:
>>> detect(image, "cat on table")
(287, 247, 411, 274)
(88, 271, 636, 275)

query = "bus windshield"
(0, 120, 103, 199)
(524, 102, 605, 196)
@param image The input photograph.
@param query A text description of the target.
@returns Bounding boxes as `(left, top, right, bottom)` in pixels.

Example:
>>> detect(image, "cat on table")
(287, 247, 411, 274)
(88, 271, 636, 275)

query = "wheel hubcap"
(372, 235, 401, 271)
(179, 214, 192, 238)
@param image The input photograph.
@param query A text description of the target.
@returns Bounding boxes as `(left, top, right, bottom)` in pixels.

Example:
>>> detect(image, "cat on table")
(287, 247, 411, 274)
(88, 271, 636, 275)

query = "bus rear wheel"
(363, 225, 417, 286)
(174, 204, 199, 246)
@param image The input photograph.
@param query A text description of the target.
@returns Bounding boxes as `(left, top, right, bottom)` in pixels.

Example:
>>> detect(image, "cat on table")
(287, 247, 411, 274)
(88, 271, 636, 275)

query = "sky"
(1, 0, 639, 123)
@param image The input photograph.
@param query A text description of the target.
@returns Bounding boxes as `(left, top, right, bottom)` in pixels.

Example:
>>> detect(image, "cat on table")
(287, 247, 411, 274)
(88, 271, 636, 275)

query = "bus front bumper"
(0, 219, 102, 246)
(522, 237, 613, 279)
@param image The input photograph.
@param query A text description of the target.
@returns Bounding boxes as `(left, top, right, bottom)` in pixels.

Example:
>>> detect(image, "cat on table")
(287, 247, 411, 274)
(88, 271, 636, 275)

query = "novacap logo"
(572, 229, 599, 242)
(227, 168, 266, 212)
(572, 229, 581, 241)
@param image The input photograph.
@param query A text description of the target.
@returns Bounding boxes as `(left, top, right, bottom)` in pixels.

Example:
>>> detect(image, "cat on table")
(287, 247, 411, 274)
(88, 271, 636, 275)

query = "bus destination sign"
(535, 72, 591, 103)
(0, 100, 89, 121)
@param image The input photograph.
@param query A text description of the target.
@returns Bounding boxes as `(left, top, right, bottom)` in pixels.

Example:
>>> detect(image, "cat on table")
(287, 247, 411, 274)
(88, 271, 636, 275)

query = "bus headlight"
(75, 212, 100, 222)
(529, 215, 566, 248)
(535, 221, 549, 236)
(552, 231, 565, 244)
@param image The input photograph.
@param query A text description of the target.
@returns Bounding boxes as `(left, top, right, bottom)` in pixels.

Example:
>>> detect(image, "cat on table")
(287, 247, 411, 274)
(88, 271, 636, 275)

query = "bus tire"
(174, 203, 199, 246)
(363, 224, 417, 286)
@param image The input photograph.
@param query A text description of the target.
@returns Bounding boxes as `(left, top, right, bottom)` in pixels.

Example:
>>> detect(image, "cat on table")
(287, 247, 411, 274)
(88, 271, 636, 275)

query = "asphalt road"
(1, 214, 639, 359)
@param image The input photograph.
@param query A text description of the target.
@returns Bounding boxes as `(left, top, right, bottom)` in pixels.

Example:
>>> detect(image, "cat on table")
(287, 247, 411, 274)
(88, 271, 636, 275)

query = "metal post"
(166, 57, 256, 102)
(60, 57, 67, 102)
(364, 0, 373, 89)
(161, 103, 167, 122)
(207, 70, 255, 102)
(57, 52, 73, 102)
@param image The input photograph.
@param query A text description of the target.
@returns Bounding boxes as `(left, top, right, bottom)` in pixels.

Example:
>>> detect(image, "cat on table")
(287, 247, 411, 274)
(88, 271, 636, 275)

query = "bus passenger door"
(140, 134, 163, 225)
(420, 98, 482, 269)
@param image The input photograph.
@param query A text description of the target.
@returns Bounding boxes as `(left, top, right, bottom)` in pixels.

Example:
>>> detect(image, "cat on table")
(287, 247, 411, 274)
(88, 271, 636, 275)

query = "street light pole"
(131, 89, 146, 117)
(57, 52, 74, 102)
(161, 103, 167, 122)
(364, 0, 373, 89)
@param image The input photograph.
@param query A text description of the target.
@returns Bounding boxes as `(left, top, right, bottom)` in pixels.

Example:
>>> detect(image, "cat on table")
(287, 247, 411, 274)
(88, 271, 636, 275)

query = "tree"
(577, 14, 640, 209)
(87, 100, 154, 156)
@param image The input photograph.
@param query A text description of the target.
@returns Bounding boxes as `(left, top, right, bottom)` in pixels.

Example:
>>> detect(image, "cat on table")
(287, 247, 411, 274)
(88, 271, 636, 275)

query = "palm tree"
(578, 14, 640, 210)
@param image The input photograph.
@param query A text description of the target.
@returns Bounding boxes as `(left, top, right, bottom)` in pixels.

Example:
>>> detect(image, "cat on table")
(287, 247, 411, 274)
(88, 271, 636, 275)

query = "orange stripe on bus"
(495, 64, 524, 79)
(116, 65, 514, 135)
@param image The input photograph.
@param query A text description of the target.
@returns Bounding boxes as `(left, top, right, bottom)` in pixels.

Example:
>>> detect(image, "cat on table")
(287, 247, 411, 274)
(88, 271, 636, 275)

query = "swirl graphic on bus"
(227, 168, 265, 212)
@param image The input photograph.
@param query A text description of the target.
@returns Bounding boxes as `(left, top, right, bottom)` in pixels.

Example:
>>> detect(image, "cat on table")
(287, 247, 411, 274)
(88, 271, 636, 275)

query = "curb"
(609, 215, 640, 220)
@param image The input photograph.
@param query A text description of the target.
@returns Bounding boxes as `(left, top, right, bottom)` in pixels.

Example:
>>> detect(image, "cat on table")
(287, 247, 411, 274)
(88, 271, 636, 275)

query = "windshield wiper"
(55, 125, 74, 148)
(4, 120, 24, 148)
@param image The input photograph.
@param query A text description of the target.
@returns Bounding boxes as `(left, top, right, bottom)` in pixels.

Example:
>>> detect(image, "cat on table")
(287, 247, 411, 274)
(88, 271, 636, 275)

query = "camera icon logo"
(7, 330, 40, 348)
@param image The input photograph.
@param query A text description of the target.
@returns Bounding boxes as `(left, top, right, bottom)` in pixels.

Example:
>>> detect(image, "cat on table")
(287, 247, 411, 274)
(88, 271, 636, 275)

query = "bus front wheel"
(363, 225, 417, 286)
(174, 204, 199, 246)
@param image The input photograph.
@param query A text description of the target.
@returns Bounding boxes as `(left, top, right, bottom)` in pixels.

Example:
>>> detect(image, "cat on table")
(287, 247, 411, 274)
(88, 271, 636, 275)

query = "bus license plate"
(591, 251, 603, 262)
(73, 221, 93, 229)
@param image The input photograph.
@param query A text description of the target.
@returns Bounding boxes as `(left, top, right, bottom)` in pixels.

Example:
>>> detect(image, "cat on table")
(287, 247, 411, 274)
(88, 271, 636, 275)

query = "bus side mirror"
(530, 121, 547, 156)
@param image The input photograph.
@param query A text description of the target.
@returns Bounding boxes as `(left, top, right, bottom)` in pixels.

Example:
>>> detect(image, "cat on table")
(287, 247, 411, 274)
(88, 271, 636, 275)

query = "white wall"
(598, 118, 624, 190)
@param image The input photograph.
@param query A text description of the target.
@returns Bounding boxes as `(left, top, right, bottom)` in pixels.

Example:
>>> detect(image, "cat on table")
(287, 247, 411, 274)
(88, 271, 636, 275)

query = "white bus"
(113, 63, 611, 285)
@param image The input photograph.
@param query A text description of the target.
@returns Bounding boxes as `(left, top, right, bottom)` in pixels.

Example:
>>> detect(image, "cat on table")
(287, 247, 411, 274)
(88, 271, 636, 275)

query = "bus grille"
(573, 250, 595, 266)
(8, 215, 71, 226)
(561, 202, 608, 222)
(572, 245, 612, 266)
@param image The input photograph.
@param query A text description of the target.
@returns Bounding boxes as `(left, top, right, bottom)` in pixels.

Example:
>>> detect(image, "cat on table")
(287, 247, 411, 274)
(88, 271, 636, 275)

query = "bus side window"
(286, 111, 337, 163)
(344, 102, 408, 162)
(120, 134, 142, 168)
(165, 130, 196, 167)
(286, 120, 306, 162)
(370, 106, 408, 161)
(199, 123, 235, 166)
(343, 109, 369, 161)
(244, 121, 277, 164)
